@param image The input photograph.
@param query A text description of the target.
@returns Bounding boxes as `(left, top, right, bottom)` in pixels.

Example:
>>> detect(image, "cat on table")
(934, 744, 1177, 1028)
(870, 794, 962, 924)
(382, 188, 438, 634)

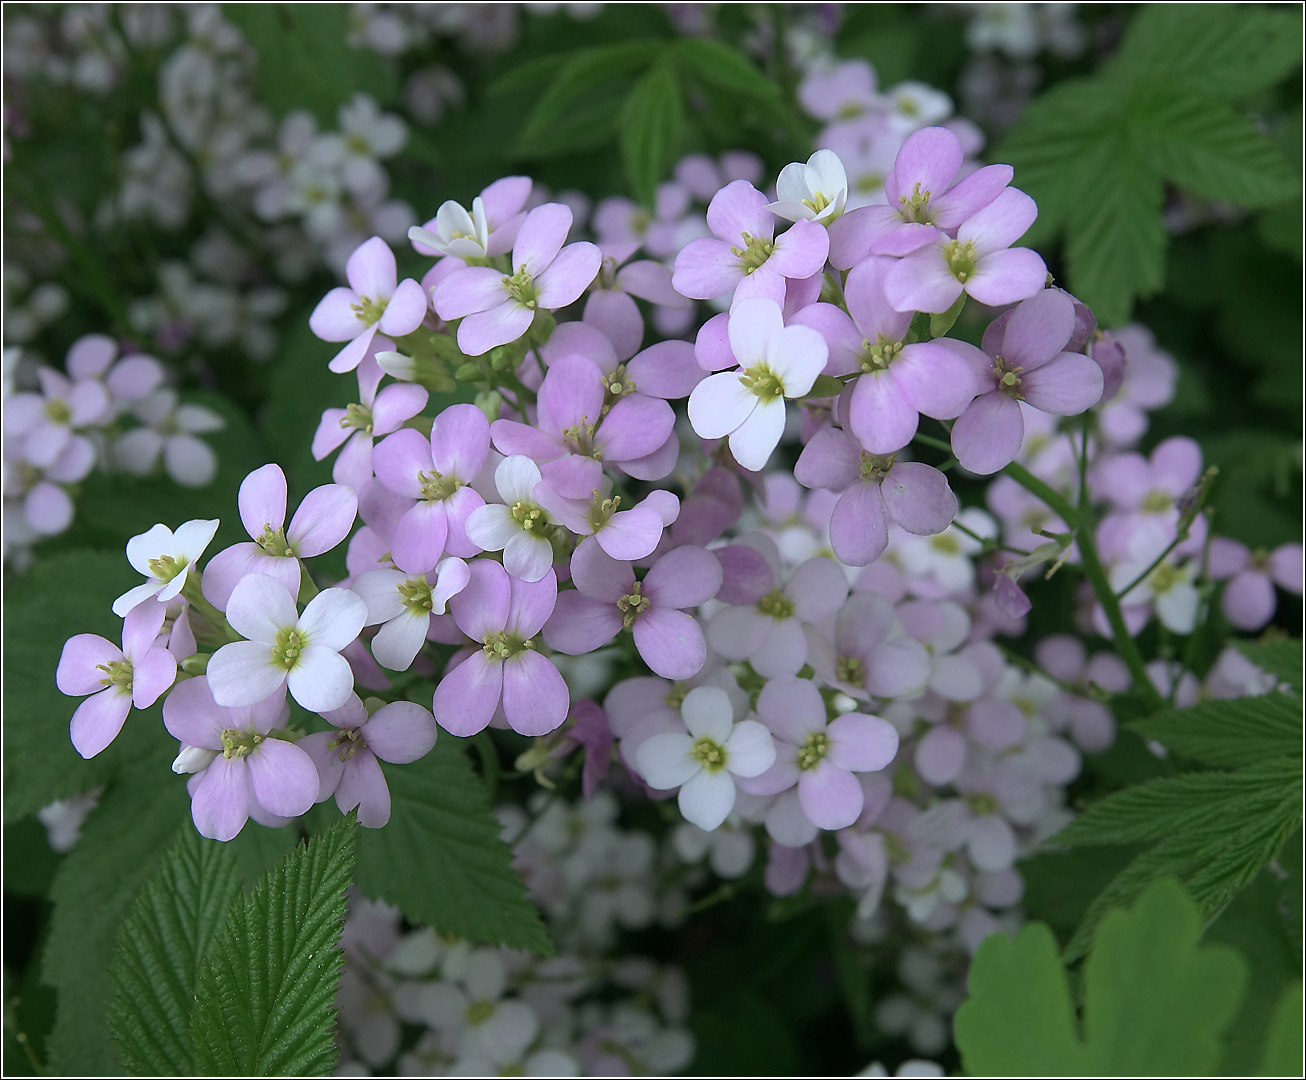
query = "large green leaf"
(107, 828, 242, 1075)
(1233, 638, 1303, 695)
(955, 878, 1247, 1076)
(353, 737, 551, 955)
(189, 819, 358, 1076)
(996, 4, 1300, 325)
(1263, 981, 1304, 1076)
(42, 745, 189, 1075)
(619, 63, 684, 209)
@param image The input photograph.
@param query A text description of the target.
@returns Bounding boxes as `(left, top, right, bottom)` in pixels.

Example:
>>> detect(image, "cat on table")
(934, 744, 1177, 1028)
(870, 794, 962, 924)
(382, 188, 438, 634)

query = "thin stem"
(1001, 461, 1166, 712)
(1113, 534, 1184, 600)
(911, 431, 954, 456)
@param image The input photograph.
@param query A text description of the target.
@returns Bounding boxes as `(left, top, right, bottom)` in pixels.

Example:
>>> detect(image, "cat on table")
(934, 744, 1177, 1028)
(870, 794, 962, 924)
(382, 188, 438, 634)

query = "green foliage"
(1263, 981, 1304, 1076)
(108, 829, 241, 1075)
(1050, 662, 1303, 960)
(189, 819, 358, 1076)
(621, 64, 684, 209)
(43, 748, 189, 1075)
(354, 737, 552, 955)
(1232, 638, 1304, 694)
(3, 551, 140, 820)
(997, 5, 1302, 325)
(955, 878, 1248, 1076)
(222, 5, 397, 125)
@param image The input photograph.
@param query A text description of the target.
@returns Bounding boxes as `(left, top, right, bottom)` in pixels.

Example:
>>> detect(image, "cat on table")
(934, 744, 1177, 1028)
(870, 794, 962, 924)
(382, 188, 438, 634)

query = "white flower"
(1111, 556, 1200, 633)
(207, 572, 367, 712)
(352, 557, 471, 670)
(635, 685, 776, 831)
(409, 197, 490, 260)
(687, 298, 828, 472)
(464, 456, 559, 582)
(768, 149, 849, 224)
(113, 518, 220, 616)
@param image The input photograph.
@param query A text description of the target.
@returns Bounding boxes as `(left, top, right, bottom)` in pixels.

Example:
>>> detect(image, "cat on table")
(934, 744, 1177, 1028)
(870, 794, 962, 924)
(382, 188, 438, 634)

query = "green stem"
(1002, 461, 1165, 712)
(181, 571, 240, 643)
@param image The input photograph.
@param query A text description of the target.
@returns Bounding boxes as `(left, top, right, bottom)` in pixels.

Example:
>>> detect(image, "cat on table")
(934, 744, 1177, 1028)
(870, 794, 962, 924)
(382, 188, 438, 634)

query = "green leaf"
(956, 878, 1247, 1076)
(954, 921, 1086, 1074)
(3, 551, 139, 820)
(1112, 4, 1303, 102)
(43, 746, 189, 1074)
(1060, 135, 1167, 326)
(620, 64, 684, 209)
(672, 38, 781, 101)
(1233, 638, 1304, 695)
(515, 42, 660, 157)
(1131, 87, 1301, 208)
(1130, 692, 1302, 769)
(353, 737, 551, 954)
(189, 819, 358, 1077)
(107, 828, 241, 1075)
(222, 5, 397, 125)
(1263, 981, 1304, 1076)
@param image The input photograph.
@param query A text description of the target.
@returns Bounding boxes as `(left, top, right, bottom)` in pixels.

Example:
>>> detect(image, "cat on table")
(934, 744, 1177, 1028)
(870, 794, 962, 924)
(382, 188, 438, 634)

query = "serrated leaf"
(1130, 693, 1302, 769)
(1131, 87, 1301, 207)
(189, 818, 358, 1077)
(620, 64, 684, 209)
(1064, 784, 1301, 962)
(1061, 135, 1166, 326)
(516, 41, 660, 155)
(1112, 4, 1303, 102)
(1233, 638, 1304, 695)
(1056, 760, 1299, 847)
(108, 828, 241, 1075)
(956, 878, 1247, 1076)
(1263, 981, 1304, 1076)
(353, 737, 551, 955)
(43, 746, 189, 1075)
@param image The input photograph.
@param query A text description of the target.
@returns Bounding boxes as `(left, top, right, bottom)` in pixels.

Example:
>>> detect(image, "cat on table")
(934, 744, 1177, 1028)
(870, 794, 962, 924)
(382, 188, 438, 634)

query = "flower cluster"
(4, 334, 224, 564)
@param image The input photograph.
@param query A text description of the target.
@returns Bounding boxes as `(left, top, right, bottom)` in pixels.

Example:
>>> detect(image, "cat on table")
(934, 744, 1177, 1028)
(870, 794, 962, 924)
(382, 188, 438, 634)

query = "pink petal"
(672, 238, 744, 301)
(965, 247, 1047, 307)
(57, 634, 123, 696)
(882, 462, 957, 535)
(797, 761, 864, 830)
(535, 242, 602, 309)
(191, 757, 252, 841)
(239, 463, 288, 539)
(70, 687, 132, 759)
(543, 591, 623, 654)
(756, 674, 826, 743)
(507, 568, 558, 638)
(632, 608, 707, 680)
(826, 713, 898, 772)
(346, 236, 398, 300)
(584, 290, 643, 360)
(248, 738, 320, 818)
(849, 369, 919, 453)
(391, 500, 450, 575)
(310, 287, 367, 341)
(626, 340, 703, 399)
(513, 203, 572, 277)
(642, 545, 723, 609)
(1020, 352, 1104, 415)
(892, 341, 978, 419)
(830, 482, 889, 566)
(433, 266, 507, 320)
(1000, 288, 1075, 368)
(457, 301, 534, 357)
(433, 651, 503, 736)
(951, 392, 1024, 475)
(288, 484, 358, 557)
(883, 244, 964, 314)
(377, 278, 428, 337)
(336, 751, 392, 828)
(502, 651, 569, 736)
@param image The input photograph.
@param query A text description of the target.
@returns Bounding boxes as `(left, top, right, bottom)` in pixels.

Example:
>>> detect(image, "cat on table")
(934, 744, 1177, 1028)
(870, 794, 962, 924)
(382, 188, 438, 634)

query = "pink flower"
(300, 695, 438, 827)
(1208, 538, 1303, 631)
(433, 560, 569, 737)
(371, 403, 491, 573)
(163, 677, 319, 842)
(202, 464, 358, 609)
(57, 600, 177, 758)
(672, 180, 829, 306)
(883, 187, 1047, 313)
(544, 541, 722, 679)
(312, 352, 429, 492)
(310, 236, 429, 373)
(947, 289, 1104, 474)
(738, 675, 899, 831)
(432, 203, 601, 356)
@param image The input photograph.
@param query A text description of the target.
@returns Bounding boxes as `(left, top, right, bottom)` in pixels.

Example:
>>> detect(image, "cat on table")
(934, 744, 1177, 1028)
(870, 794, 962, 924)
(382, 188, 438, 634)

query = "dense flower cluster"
(3, 335, 225, 564)
(38, 30, 1301, 1075)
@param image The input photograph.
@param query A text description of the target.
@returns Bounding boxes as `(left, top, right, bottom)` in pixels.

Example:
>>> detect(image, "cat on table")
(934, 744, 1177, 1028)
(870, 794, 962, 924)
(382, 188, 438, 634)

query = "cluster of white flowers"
(332, 884, 694, 1076)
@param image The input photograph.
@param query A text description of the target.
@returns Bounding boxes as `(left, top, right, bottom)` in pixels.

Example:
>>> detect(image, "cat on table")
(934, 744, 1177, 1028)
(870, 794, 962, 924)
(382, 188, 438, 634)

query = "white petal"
(636, 731, 698, 790)
(226, 573, 299, 643)
(678, 769, 736, 831)
(725, 719, 776, 778)
(687, 371, 756, 441)
(728, 397, 786, 471)
(495, 454, 542, 504)
(465, 503, 520, 552)
(680, 685, 734, 742)
(372, 612, 430, 670)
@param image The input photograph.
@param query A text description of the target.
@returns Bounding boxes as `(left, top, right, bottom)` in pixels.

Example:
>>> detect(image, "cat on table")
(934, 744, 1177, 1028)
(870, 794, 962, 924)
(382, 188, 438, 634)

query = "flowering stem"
(180, 572, 240, 645)
(1002, 461, 1166, 712)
